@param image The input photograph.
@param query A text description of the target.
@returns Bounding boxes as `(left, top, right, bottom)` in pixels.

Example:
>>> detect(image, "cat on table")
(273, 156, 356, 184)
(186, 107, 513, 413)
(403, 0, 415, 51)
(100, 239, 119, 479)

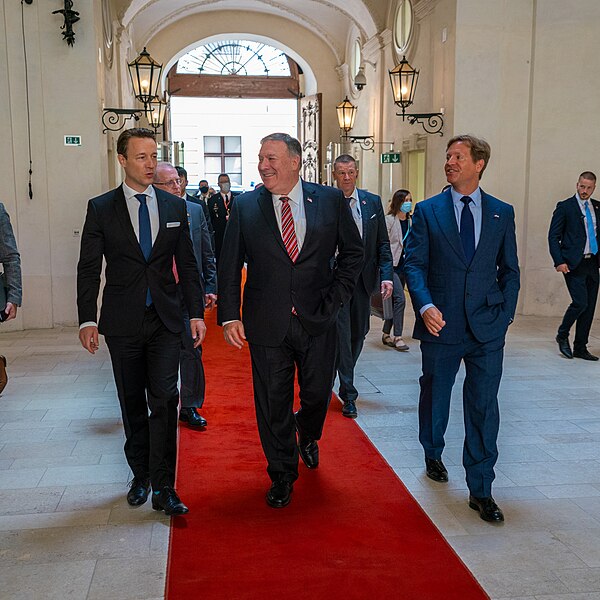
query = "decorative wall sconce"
(101, 47, 165, 134)
(52, 0, 80, 47)
(389, 55, 444, 136)
(128, 47, 163, 108)
(336, 97, 375, 151)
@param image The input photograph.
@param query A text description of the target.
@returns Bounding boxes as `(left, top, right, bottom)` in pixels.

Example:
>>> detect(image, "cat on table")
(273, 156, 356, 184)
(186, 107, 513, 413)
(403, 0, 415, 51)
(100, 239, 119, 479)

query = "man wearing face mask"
(208, 173, 241, 264)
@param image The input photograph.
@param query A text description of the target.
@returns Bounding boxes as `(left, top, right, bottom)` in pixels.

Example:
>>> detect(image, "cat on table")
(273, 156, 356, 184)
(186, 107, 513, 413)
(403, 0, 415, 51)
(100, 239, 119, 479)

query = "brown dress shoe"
(0, 356, 8, 394)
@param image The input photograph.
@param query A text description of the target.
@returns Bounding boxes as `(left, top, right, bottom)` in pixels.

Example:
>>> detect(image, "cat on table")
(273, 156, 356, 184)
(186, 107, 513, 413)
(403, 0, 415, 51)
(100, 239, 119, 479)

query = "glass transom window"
(177, 40, 291, 76)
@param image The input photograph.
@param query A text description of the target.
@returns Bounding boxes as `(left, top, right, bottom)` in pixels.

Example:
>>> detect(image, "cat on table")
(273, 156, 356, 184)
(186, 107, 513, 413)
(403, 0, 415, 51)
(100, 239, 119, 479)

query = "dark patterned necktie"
(460, 196, 475, 263)
(135, 193, 153, 305)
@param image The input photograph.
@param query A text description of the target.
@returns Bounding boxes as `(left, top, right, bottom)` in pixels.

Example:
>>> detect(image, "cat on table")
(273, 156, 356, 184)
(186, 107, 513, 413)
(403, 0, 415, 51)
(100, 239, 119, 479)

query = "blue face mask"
(401, 201, 412, 213)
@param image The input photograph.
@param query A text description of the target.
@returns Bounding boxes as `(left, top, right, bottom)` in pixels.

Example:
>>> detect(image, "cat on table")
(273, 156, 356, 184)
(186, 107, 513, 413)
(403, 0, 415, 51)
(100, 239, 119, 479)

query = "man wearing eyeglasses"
(155, 162, 217, 431)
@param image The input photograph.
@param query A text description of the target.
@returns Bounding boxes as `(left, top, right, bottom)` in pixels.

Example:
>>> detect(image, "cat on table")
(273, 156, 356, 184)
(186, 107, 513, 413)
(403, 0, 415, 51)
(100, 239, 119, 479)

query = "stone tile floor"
(0, 315, 599, 599)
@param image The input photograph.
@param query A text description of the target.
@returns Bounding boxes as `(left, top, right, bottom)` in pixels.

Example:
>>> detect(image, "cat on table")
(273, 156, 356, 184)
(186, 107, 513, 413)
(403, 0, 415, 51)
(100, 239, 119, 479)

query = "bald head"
(154, 162, 182, 196)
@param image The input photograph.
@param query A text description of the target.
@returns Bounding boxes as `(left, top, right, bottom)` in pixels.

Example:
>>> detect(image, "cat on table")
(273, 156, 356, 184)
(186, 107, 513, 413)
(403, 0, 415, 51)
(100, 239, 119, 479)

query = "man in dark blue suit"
(332, 155, 393, 418)
(548, 172, 600, 360)
(155, 162, 217, 429)
(404, 135, 520, 522)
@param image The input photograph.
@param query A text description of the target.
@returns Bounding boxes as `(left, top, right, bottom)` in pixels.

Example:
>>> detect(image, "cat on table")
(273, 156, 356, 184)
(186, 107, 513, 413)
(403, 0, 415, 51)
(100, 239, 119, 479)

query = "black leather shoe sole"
(151, 497, 189, 515)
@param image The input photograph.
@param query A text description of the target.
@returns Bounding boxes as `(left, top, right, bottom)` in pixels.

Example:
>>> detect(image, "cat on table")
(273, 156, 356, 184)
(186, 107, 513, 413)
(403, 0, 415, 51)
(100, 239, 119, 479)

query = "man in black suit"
(77, 128, 205, 515)
(156, 162, 217, 429)
(218, 133, 363, 508)
(208, 173, 240, 263)
(332, 155, 393, 418)
(549, 171, 600, 360)
(176, 167, 214, 249)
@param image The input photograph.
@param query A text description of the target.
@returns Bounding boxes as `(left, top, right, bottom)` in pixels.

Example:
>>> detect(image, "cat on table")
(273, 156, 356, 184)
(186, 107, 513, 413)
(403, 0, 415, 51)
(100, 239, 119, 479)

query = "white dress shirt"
(576, 192, 597, 255)
(271, 178, 307, 250)
(123, 182, 159, 245)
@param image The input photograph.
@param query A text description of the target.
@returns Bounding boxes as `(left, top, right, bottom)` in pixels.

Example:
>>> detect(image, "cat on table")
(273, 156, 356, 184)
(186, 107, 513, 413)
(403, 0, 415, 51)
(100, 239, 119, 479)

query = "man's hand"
(204, 294, 217, 310)
(422, 306, 446, 337)
(224, 320, 246, 349)
(4, 302, 17, 321)
(79, 325, 100, 354)
(381, 281, 393, 300)
(190, 319, 207, 347)
(556, 263, 570, 274)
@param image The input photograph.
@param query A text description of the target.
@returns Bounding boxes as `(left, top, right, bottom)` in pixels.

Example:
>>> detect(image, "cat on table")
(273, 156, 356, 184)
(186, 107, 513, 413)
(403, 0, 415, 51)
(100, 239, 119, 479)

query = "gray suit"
(0, 203, 22, 306)
(180, 200, 217, 408)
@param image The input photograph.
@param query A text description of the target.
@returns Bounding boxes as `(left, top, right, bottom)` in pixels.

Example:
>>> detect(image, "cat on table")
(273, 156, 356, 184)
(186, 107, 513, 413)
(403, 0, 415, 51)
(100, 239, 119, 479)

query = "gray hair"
(260, 132, 302, 159)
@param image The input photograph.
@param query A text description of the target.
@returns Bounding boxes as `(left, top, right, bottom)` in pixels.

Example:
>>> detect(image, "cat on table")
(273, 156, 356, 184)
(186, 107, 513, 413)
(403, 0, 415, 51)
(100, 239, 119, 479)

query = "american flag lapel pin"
(362, 200, 366, 205)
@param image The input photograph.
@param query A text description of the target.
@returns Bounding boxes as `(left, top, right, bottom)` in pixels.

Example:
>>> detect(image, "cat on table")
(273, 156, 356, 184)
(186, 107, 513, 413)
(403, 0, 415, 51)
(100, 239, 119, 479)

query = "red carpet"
(166, 310, 488, 599)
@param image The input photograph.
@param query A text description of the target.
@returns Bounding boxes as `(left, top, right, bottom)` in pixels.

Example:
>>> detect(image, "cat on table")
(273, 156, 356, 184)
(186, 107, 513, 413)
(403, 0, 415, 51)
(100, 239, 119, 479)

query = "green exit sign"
(64, 135, 82, 146)
(381, 152, 401, 164)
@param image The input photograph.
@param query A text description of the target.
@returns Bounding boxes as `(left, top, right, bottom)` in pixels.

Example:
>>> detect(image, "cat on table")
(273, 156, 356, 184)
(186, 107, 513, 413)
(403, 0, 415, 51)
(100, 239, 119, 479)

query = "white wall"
(170, 97, 297, 190)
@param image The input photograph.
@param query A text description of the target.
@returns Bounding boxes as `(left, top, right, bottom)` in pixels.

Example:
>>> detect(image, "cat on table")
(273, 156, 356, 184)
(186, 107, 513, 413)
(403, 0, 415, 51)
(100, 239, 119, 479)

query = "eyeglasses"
(154, 178, 181, 188)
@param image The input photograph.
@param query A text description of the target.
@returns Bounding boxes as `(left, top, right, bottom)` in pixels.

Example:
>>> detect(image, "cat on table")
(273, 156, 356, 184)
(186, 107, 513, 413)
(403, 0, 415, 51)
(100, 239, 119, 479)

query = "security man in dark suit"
(208, 173, 241, 263)
(548, 171, 600, 360)
(332, 155, 393, 418)
(176, 167, 215, 250)
(404, 134, 520, 523)
(77, 128, 205, 515)
(218, 133, 363, 509)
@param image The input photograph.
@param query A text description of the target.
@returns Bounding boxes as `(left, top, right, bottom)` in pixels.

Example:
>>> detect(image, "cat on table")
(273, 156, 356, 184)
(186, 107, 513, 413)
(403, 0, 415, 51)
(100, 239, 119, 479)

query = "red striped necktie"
(280, 196, 299, 262)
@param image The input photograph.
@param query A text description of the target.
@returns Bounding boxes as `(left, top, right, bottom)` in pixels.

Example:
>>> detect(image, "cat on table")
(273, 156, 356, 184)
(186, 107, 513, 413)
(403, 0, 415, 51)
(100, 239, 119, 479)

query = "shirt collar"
(272, 178, 303, 206)
(450, 186, 481, 207)
(122, 181, 155, 202)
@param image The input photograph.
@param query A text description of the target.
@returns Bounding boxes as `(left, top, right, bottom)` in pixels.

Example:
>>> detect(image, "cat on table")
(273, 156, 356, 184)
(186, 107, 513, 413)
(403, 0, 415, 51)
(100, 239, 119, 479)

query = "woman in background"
(382, 189, 412, 351)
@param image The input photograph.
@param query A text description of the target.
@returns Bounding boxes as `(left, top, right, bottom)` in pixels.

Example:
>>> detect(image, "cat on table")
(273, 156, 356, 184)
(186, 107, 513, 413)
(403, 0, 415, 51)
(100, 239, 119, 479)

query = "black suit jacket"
(355, 189, 393, 295)
(548, 195, 600, 270)
(208, 192, 240, 257)
(217, 181, 364, 346)
(77, 185, 204, 336)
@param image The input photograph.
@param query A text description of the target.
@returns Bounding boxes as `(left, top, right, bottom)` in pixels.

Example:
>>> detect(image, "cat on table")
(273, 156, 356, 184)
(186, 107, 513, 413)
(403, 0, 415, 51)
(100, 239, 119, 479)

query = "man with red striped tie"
(218, 133, 363, 508)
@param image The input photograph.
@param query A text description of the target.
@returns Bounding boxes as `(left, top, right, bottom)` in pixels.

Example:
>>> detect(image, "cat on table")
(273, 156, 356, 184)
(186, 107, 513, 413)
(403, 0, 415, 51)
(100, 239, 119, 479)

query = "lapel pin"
(361, 200, 366, 205)
(493, 214, 500, 219)
(307, 198, 313, 203)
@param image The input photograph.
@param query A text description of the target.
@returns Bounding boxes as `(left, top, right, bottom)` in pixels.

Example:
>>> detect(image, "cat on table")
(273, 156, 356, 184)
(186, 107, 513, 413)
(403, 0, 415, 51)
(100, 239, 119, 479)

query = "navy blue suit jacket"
(548, 196, 600, 270)
(217, 181, 364, 346)
(404, 188, 520, 344)
(355, 189, 393, 295)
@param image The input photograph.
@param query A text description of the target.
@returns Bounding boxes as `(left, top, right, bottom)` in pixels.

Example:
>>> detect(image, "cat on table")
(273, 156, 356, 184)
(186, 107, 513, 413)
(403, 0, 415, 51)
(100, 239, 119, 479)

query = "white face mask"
(220, 182, 231, 194)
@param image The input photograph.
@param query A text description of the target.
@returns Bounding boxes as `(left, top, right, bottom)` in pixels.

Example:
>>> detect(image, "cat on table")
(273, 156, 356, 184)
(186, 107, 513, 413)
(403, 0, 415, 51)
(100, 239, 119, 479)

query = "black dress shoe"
(469, 495, 504, 522)
(573, 349, 599, 361)
(179, 407, 208, 428)
(127, 477, 151, 506)
(266, 480, 293, 508)
(295, 415, 319, 468)
(425, 458, 448, 482)
(342, 400, 357, 419)
(152, 486, 189, 515)
(556, 335, 573, 359)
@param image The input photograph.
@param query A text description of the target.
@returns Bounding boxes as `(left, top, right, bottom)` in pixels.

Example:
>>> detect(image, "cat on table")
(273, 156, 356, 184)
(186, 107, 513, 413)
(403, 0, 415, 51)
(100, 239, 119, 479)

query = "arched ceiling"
(112, 0, 382, 64)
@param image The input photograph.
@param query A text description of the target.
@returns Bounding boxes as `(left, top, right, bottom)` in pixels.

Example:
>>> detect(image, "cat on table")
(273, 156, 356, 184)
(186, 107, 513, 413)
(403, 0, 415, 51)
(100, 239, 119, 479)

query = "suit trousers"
(106, 306, 181, 490)
(419, 331, 505, 498)
(179, 308, 205, 409)
(336, 287, 371, 403)
(558, 256, 599, 350)
(383, 270, 406, 337)
(249, 315, 337, 483)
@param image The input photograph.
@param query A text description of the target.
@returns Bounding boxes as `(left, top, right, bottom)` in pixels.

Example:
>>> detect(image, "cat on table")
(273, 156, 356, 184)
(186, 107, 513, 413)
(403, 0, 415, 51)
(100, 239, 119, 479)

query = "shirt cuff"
(222, 320, 241, 326)
(190, 318, 204, 321)
(79, 321, 97, 330)
(419, 303, 435, 316)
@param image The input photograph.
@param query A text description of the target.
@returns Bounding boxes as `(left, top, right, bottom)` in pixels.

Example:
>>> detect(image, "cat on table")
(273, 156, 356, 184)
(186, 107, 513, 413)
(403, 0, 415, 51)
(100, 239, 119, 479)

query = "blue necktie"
(135, 194, 153, 306)
(460, 196, 475, 263)
(584, 201, 598, 255)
